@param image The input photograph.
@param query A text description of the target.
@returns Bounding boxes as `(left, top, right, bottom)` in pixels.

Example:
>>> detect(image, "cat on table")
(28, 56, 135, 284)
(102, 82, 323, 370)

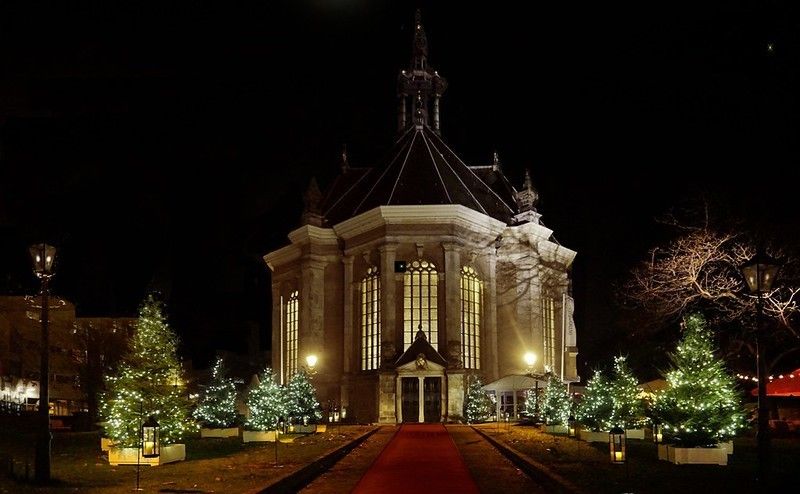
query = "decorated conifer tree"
(463, 374, 493, 424)
(193, 357, 238, 429)
(245, 368, 288, 431)
(523, 387, 539, 420)
(576, 370, 613, 431)
(286, 370, 322, 425)
(540, 376, 572, 425)
(654, 313, 743, 447)
(610, 356, 645, 428)
(102, 294, 193, 447)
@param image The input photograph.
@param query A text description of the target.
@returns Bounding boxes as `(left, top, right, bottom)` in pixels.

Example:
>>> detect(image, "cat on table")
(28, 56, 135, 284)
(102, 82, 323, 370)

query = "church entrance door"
(423, 377, 441, 422)
(401, 377, 419, 422)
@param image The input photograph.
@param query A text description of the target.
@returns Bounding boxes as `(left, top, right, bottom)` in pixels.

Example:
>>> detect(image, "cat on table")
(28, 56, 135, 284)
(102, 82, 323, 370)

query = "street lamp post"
(29, 243, 56, 484)
(740, 250, 781, 484)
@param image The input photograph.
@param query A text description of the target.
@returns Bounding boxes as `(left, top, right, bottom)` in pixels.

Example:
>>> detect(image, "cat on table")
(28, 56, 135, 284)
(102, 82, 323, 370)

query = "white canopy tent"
(482, 374, 548, 420)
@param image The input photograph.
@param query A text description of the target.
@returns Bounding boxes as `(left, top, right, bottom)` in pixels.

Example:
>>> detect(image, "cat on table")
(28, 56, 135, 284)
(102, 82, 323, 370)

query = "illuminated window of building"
(403, 260, 438, 350)
(460, 266, 482, 369)
(285, 290, 299, 378)
(542, 296, 556, 371)
(361, 266, 381, 370)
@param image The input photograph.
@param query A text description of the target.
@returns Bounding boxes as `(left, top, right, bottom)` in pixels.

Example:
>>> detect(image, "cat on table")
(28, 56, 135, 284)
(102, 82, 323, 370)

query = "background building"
(264, 12, 579, 423)
(0, 295, 133, 423)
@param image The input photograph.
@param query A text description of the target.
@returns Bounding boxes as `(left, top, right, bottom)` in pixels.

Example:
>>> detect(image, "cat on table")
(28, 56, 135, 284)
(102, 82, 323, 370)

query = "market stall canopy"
(750, 369, 800, 397)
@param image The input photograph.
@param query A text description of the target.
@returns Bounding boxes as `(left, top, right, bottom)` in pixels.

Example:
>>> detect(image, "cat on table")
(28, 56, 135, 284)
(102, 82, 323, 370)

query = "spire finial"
(302, 177, 323, 226)
(413, 9, 428, 67)
(515, 169, 539, 214)
(492, 151, 501, 172)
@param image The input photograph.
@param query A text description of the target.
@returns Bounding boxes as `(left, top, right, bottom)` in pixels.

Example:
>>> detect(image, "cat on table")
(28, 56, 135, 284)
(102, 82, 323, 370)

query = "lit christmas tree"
(245, 368, 288, 431)
(654, 313, 744, 447)
(101, 294, 193, 447)
(609, 356, 645, 428)
(576, 370, 613, 431)
(540, 376, 572, 425)
(523, 387, 538, 420)
(285, 370, 322, 425)
(463, 374, 493, 424)
(193, 357, 238, 429)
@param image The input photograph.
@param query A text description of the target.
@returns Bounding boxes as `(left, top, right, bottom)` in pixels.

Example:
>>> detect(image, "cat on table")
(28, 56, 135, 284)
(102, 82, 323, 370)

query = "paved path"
(300, 426, 398, 494)
(448, 425, 547, 494)
(352, 424, 479, 494)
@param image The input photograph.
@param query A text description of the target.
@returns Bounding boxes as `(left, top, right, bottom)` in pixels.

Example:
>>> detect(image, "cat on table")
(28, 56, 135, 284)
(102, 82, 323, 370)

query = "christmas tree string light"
(101, 294, 194, 447)
(193, 357, 237, 429)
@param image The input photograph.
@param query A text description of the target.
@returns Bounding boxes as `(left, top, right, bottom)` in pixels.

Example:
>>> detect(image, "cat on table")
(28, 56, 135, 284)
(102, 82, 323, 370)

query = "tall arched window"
(361, 267, 381, 370)
(542, 296, 556, 372)
(403, 260, 438, 350)
(285, 290, 299, 378)
(460, 266, 482, 369)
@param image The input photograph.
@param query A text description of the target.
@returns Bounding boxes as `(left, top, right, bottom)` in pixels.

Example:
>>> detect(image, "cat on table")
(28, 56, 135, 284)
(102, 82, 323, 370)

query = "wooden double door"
(401, 376, 441, 423)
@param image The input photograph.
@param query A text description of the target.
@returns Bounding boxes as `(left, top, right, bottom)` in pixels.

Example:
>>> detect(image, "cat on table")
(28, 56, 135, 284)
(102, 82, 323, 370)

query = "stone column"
(342, 255, 354, 410)
(395, 376, 403, 423)
(418, 376, 425, 423)
(378, 244, 397, 364)
(442, 242, 461, 366)
(486, 249, 499, 381)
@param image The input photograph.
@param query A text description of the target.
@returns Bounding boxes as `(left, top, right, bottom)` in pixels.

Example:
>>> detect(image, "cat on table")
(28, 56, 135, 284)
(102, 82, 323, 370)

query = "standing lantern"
(609, 426, 626, 464)
(653, 423, 663, 444)
(141, 416, 160, 458)
(568, 415, 577, 438)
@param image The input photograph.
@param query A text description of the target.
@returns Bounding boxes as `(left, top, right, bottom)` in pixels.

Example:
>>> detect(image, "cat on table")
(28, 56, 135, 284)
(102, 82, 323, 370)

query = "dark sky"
(1, 1, 799, 375)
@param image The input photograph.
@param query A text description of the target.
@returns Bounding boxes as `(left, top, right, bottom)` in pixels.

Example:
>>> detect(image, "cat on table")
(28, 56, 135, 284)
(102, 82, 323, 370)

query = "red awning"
(750, 368, 800, 397)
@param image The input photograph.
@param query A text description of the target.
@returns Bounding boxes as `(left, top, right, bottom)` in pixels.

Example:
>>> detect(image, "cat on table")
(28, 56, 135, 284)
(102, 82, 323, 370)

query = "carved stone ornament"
(415, 353, 428, 370)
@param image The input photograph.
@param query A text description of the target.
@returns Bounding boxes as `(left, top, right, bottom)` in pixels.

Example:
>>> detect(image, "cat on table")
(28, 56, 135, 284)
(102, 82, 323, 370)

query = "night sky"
(1, 1, 799, 376)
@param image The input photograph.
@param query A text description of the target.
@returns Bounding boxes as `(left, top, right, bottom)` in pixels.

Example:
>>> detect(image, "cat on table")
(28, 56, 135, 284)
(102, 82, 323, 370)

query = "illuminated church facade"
(264, 12, 578, 423)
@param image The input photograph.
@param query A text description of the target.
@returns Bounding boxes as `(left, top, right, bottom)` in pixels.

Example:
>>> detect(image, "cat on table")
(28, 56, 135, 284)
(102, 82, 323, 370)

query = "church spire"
(397, 9, 447, 135)
(513, 169, 541, 225)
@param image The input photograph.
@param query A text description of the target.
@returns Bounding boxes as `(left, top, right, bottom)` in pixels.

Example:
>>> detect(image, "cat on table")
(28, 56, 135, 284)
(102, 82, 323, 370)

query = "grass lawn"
(474, 423, 799, 493)
(0, 425, 374, 493)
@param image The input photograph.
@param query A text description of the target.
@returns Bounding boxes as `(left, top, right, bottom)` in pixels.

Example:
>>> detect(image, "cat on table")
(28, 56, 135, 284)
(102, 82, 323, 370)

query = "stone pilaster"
(300, 258, 326, 366)
(442, 242, 461, 368)
(342, 255, 354, 410)
(485, 249, 499, 382)
(271, 284, 283, 384)
(378, 244, 397, 366)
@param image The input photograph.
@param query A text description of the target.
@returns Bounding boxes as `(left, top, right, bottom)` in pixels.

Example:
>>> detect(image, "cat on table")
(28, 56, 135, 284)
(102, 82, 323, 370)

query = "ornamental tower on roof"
(264, 11, 579, 423)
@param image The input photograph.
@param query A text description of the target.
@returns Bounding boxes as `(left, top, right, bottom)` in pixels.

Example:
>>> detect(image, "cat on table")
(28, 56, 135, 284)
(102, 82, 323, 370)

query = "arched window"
(460, 266, 482, 369)
(403, 260, 438, 350)
(285, 290, 299, 378)
(542, 296, 556, 372)
(361, 267, 381, 370)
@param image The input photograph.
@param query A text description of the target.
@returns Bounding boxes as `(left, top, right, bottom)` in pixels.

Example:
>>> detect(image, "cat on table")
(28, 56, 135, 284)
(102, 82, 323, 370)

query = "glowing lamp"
(29, 243, 57, 278)
(740, 251, 781, 294)
(567, 415, 577, 438)
(609, 426, 626, 464)
(524, 352, 537, 368)
(141, 416, 160, 458)
(653, 423, 663, 444)
(305, 354, 318, 370)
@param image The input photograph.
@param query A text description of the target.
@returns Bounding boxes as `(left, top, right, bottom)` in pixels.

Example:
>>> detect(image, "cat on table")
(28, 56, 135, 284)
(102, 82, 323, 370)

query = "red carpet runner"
(352, 424, 479, 494)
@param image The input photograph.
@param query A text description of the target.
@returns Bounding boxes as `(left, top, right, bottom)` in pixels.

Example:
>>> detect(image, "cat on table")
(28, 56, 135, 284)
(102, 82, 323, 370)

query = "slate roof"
(320, 125, 519, 226)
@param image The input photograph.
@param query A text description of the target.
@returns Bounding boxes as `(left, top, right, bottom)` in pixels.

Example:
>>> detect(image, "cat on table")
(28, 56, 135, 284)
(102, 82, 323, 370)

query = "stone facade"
(263, 12, 579, 424)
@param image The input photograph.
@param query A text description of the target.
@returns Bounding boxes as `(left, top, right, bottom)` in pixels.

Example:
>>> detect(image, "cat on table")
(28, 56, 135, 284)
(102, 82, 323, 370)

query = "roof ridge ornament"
(340, 144, 349, 173)
(513, 169, 542, 225)
(492, 151, 501, 172)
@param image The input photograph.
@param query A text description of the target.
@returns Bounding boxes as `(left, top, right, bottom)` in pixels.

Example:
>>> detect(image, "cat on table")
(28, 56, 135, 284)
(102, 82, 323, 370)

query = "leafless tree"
(621, 212, 800, 372)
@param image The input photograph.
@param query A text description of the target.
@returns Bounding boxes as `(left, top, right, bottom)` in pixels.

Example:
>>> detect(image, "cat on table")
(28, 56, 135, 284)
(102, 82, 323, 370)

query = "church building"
(264, 12, 579, 423)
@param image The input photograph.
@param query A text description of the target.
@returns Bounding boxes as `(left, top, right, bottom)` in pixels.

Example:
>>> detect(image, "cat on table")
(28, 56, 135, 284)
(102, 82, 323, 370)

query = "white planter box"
(107, 444, 186, 466)
(291, 424, 325, 434)
(719, 440, 733, 455)
(668, 445, 727, 465)
(625, 429, 645, 440)
(242, 430, 278, 443)
(200, 427, 240, 438)
(657, 444, 670, 461)
(545, 424, 569, 434)
(579, 430, 609, 443)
